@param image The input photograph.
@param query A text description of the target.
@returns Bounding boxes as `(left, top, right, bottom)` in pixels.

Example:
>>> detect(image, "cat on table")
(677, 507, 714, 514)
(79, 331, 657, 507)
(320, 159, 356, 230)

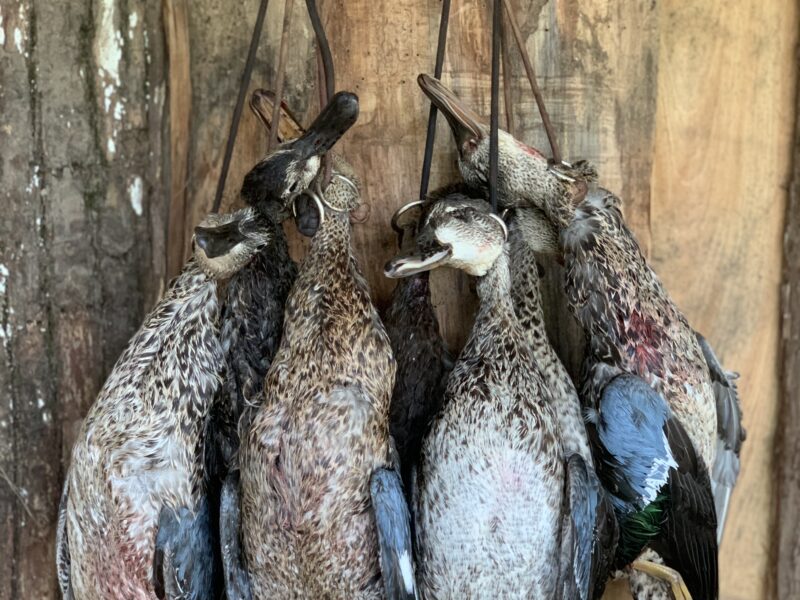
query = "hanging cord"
(212, 0, 271, 212)
(501, 0, 561, 164)
(306, 0, 336, 187)
(419, 0, 452, 201)
(268, 0, 296, 152)
(488, 0, 501, 214)
(500, 15, 515, 135)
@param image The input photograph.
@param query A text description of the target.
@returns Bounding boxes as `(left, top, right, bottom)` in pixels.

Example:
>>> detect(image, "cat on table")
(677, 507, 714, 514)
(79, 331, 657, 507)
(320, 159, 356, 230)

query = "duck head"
(417, 74, 596, 213)
(193, 207, 272, 279)
(241, 91, 359, 216)
(385, 196, 507, 278)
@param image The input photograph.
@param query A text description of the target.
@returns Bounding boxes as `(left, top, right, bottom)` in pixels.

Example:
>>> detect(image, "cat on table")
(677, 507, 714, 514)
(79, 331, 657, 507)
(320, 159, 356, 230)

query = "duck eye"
(288, 181, 299, 194)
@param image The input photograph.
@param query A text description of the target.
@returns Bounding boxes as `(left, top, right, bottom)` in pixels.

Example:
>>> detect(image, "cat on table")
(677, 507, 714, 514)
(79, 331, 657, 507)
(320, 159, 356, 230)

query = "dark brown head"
(241, 91, 360, 215)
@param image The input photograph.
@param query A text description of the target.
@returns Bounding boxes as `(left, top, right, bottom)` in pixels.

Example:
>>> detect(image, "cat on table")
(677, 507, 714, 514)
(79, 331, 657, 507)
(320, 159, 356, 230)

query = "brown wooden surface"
(0, 0, 168, 598)
(776, 32, 800, 600)
(0, 0, 797, 598)
(164, 0, 192, 279)
(651, 2, 798, 598)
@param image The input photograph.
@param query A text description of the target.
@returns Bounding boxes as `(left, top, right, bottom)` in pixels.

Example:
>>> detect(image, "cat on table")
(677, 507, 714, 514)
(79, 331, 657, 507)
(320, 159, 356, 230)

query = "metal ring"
(333, 172, 359, 195)
(390, 200, 426, 234)
(548, 166, 576, 184)
(488, 212, 508, 241)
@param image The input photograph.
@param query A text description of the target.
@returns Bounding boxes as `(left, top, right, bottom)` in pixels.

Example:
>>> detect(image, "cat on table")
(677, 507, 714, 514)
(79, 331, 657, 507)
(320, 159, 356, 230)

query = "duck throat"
(303, 209, 353, 277)
(508, 232, 548, 348)
(475, 250, 516, 318)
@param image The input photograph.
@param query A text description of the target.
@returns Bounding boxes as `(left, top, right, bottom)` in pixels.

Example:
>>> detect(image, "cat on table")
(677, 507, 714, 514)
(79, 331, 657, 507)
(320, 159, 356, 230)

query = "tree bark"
(0, 1, 166, 597)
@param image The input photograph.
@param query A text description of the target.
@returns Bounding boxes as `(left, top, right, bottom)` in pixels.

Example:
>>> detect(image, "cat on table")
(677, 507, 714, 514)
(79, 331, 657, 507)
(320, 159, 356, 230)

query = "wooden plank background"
(777, 34, 800, 599)
(0, 0, 797, 598)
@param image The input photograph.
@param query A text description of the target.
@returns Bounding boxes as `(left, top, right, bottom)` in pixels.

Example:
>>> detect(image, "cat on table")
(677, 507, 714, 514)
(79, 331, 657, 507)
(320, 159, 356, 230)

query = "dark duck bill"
(293, 90, 359, 160)
(241, 91, 360, 215)
(417, 73, 487, 158)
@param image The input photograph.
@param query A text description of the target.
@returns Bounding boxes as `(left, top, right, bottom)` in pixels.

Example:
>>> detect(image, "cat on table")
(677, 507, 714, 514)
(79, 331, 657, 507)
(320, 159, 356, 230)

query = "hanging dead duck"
(385, 196, 613, 599)
(419, 73, 744, 599)
(56, 207, 274, 600)
(384, 195, 454, 502)
(215, 92, 386, 600)
(205, 90, 301, 507)
(233, 92, 416, 600)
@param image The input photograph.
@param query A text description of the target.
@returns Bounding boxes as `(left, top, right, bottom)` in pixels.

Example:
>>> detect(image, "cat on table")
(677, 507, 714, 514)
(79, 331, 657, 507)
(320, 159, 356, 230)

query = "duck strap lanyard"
(500, 0, 561, 164)
(212, 0, 338, 212)
(489, 0, 502, 214)
(419, 0, 452, 201)
(306, 0, 336, 187)
(212, 0, 271, 213)
(268, 0, 297, 153)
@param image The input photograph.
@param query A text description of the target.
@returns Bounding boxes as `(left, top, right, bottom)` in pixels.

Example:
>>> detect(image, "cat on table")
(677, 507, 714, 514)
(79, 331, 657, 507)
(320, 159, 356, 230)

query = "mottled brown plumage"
(386, 198, 601, 598)
(418, 74, 742, 600)
(57, 208, 271, 600)
(240, 161, 399, 598)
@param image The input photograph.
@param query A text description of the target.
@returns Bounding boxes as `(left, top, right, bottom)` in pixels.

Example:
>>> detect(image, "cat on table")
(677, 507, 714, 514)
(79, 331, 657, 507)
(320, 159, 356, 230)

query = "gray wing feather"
(370, 467, 417, 600)
(558, 454, 618, 600)
(153, 499, 215, 600)
(695, 331, 745, 541)
(56, 479, 73, 600)
(220, 471, 252, 600)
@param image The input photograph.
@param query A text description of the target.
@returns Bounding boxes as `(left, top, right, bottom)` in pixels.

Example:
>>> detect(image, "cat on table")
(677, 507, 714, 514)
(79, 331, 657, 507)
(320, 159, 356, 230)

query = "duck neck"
(508, 230, 548, 345)
(475, 250, 516, 319)
(306, 209, 352, 273)
(268, 216, 292, 262)
(539, 185, 579, 233)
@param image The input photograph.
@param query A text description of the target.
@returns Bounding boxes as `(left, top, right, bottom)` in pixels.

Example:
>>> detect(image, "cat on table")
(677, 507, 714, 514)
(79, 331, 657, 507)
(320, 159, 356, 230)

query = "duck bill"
(290, 91, 360, 160)
(249, 89, 306, 142)
(194, 218, 246, 259)
(384, 247, 452, 279)
(418, 74, 486, 153)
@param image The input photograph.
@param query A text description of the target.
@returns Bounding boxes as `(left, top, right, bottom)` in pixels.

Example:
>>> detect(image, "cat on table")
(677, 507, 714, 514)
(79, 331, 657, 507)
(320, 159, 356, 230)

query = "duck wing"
(370, 466, 417, 600)
(585, 373, 675, 567)
(56, 479, 73, 600)
(153, 498, 216, 600)
(220, 470, 252, 600)
(694, 331, 745, 542)
(557, 454, 618, 600)
(655, 417, 719, 600)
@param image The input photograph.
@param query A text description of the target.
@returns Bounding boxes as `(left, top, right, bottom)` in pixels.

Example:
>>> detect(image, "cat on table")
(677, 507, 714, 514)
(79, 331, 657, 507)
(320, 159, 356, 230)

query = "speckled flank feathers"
(507, 208, 592, 465)
(384, 199, 567, 599)
(240, 166, 396, 599)
(59, 208, 269, 599)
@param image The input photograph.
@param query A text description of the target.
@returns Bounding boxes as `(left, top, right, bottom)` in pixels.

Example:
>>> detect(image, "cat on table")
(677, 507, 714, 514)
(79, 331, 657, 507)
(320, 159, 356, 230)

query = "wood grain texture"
(164, 0, 192, 278)
(776, 28, 800, 600)
(0, 0, 167, 597)
(650, 2, 797, 599)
